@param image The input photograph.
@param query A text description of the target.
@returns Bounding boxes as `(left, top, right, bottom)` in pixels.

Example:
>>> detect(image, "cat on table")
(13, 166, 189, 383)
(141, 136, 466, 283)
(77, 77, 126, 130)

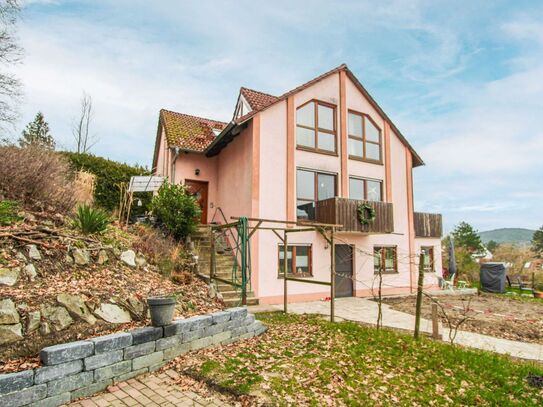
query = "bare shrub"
(133, 224, 191, 277)
(0, 146, 78, 213)
(133, 224, 177, 263)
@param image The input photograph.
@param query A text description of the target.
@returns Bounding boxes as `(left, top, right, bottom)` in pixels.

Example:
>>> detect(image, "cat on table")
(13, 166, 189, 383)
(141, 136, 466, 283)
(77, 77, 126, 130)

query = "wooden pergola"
(209, 216, 342, 322)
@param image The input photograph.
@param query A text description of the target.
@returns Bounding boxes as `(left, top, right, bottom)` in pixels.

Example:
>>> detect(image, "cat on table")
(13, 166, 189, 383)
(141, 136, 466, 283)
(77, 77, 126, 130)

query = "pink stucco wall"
(254, 73, 441, 304)
(157, 72, 442, 304)
(172, 152, 218, 219)
(154, 129, 167, 177)
(216, 120, 254, 222)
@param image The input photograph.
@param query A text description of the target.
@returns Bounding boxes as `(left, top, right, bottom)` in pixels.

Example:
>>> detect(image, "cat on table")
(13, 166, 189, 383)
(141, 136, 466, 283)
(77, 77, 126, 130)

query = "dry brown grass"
(0, 146, 78, 213)
(132, 224, 191, 277)
(133, 224, 177, 263)
(73, 170, 96, 205)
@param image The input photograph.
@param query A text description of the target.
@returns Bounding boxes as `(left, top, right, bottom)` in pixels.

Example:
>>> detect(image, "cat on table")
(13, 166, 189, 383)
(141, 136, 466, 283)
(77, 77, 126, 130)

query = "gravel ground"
(382, 292, 543, 344)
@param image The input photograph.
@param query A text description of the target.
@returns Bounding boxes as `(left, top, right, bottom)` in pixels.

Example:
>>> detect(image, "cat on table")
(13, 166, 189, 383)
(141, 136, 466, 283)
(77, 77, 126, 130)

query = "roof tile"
(160, 109, 227, 152)
(240, 87, 278, 111)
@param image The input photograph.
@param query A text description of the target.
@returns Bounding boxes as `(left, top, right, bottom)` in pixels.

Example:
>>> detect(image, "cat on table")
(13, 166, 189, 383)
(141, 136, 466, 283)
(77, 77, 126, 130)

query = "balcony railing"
(308, 197, 394, 233)
(414, 212, 442, 238)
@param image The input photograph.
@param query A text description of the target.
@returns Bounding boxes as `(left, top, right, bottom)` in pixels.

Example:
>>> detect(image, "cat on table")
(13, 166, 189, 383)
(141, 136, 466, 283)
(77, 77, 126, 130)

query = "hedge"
(63, 152, 151, 214)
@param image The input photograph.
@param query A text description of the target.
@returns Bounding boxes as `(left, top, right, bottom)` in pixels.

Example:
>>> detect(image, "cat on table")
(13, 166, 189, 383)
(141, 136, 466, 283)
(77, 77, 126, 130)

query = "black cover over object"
(480, 262, 507, 293)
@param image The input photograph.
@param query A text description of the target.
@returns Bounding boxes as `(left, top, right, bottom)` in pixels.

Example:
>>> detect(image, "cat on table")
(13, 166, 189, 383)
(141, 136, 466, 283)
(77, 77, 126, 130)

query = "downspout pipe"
(170, 147, 181, 183)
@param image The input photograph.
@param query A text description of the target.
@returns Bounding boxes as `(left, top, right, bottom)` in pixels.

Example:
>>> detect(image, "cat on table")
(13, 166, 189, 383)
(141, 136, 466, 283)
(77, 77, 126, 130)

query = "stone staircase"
(191, 226, 258, 307)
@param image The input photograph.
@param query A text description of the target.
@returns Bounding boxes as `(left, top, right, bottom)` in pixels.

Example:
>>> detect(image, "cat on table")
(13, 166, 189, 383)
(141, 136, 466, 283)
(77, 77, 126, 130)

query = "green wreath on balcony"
(357, 202, 376, 225)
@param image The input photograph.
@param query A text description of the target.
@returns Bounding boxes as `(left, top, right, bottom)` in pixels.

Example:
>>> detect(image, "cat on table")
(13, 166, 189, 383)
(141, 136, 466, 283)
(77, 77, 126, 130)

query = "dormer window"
(348, 111, 382, 163)
(296, 100, 336, 154)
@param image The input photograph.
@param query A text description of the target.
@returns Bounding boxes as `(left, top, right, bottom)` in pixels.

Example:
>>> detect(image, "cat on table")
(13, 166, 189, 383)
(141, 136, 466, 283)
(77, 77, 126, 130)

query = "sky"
(7, 0, 543, 233)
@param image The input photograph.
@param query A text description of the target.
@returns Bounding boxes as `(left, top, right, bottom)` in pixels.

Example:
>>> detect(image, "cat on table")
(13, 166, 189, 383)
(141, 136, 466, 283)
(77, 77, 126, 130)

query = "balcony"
(307, 197, 394, 233)
(414, 212, 442, 238)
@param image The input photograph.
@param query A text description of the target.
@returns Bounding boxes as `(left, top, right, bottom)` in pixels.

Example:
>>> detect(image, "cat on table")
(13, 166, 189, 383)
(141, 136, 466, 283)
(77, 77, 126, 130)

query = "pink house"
(152, 64, 443, 305)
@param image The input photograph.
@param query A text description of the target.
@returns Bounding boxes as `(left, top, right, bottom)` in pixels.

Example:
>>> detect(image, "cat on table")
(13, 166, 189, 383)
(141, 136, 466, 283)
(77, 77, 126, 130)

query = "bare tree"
(376, 266, 383, 329)
(414, 253, 425, 339)
(72, 92, 98, 153)
(422, 292, 474, 345)
(0, 0, 22, 130)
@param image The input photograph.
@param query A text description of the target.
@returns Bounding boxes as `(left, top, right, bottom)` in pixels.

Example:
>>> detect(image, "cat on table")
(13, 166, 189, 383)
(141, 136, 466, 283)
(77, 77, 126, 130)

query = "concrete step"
(223, 297, 259, 306)
(195, 274, 258, 306)
(220, 290, 256, 299)
(215, 266, 234, 272)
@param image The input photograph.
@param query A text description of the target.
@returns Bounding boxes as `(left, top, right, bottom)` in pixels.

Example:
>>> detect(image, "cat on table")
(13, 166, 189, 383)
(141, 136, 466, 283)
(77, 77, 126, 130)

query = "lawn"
(168, 312, 543, 406)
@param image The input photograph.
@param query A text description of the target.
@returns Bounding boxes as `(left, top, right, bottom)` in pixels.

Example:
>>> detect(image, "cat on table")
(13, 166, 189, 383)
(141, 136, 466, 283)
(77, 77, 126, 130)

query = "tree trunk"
(414, 253, 425, 339)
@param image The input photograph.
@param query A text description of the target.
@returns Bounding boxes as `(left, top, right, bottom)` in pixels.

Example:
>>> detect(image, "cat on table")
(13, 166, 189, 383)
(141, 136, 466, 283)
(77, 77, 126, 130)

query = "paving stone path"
(68, 369, 233, 407)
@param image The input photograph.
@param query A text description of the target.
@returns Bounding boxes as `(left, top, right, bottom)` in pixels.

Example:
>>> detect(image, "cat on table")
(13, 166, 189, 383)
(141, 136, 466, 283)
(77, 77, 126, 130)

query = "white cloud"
(10, 1, 543, 231)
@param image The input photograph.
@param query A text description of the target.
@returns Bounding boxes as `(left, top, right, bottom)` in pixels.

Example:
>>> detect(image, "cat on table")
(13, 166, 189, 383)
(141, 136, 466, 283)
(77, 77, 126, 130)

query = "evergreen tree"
(451, 221, 484, 253)
(486, 240, 499, 253)
(532, 226, 543, 258)
(18, 112, 55, 149)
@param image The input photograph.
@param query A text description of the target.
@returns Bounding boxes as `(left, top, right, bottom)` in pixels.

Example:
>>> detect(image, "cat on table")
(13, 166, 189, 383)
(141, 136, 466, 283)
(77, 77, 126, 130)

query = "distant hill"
(479, 228, 535, 245)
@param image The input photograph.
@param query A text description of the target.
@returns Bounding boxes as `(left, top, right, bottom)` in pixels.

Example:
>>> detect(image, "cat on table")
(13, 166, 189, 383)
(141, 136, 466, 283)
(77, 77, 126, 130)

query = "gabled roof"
(153, 64, 424, 167)
(152, 109, 227, 169)
(240, 87, 278, 111)
(224, 64, 424, 166)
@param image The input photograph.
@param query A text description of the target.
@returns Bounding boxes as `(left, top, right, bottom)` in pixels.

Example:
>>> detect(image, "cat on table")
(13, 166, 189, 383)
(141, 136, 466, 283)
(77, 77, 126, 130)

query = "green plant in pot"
(147, 292, 177, 326)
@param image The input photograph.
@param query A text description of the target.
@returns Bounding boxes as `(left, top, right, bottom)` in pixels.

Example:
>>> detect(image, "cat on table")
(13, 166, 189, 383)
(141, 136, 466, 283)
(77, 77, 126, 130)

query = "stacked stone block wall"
(0, 307, 265, 407)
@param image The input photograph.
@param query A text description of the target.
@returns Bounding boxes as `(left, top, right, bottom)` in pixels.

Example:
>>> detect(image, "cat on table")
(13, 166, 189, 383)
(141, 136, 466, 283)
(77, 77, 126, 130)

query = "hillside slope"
(1, 207, 222, 371)
(479, 228, 535, 244)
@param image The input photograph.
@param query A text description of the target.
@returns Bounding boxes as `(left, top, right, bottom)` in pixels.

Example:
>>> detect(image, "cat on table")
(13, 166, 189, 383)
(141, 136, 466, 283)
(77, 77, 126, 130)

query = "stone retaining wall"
(0, 307, 265, 407)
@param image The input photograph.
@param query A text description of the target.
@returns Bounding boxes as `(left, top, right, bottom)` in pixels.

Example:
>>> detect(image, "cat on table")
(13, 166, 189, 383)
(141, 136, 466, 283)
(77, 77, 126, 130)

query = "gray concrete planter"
(147, 297, 176, 327)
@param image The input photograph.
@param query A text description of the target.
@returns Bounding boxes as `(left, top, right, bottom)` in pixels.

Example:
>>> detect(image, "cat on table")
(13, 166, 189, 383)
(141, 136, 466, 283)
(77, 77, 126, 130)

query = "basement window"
(278, 245, 313, 278)
(374, 246, 397, 274)
(421, 246, 435, 272)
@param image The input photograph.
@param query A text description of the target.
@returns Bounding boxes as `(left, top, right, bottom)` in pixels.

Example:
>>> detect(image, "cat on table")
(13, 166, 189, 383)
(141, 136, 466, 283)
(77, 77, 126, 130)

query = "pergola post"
(283, 230, 288, 314)
(210, 228, 215, 281)
(241, 223, 247, 306)
(330, 227, 335, 323)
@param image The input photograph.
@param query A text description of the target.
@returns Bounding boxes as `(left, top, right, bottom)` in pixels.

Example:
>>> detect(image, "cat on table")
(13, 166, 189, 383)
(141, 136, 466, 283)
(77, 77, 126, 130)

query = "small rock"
(27, 311, 41, 332)
(72, 248, 90, 266)
(24, 264, 37, 280)
(94, 303, 131, 323)
(17, 303, 29, 312)
(41, 304, 73, 331)
(120, 250, 136, 267)
(16, 252, 27, 263)
(65, 253, 74, 264)
(27, 244, 41, 260)
(0, 323, 23, 345)
(40, 321, 51, 335)
(135, 255, 147, 268)
(0, 267, 20, 286)
(57, 293, 96, 325)
(208, 284, 217, 299)
(25, 213, 36, 222)
(0, 299, 20, 324)
(126, 296, 145, 318)
(97, 250, 109, 265)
